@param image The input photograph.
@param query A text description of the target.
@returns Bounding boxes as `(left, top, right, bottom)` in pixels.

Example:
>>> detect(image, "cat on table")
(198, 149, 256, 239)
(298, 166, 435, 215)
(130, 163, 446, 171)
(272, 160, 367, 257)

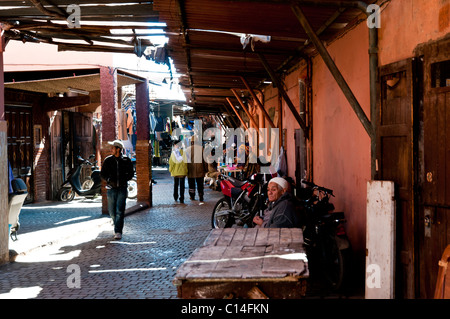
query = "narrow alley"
(0, 167, 222, 299)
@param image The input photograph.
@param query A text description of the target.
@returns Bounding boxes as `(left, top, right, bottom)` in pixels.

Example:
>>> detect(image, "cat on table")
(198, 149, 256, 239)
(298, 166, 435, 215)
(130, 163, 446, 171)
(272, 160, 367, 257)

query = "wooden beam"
(240, 76, 275, 128)
(0, 3, 157, 20)
(230, 88, 259, 129)
(291, 4, 374, 139)
(221, 103, 240, 128)
(174, 0, 195, 102)
(29, 0, 67, 20)
(44, 95, 90, 111)
(57, 43, 135, 54)
(226, 97, 248, 131)
(257, 52, 308, 138)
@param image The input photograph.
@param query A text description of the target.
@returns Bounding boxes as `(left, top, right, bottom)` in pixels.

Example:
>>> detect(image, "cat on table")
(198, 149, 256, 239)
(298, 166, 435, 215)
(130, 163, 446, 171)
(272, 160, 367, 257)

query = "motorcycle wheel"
(81, 178, 94, 190)
(57, 187, 75, 202)
(211, 197, 232, 228)
(321, 234, 348, 291)
(127, 177, 137, 199)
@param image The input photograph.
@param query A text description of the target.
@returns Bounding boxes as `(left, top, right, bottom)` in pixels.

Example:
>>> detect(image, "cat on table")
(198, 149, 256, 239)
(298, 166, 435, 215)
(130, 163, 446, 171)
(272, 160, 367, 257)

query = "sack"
(275, 146, 287, 176)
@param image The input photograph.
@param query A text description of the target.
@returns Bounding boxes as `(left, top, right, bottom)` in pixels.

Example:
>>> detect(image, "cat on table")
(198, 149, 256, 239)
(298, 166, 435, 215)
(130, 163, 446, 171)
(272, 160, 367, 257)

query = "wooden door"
(5, 105, 34, 202)
(377, 59, 417, 299)
(50, 111, 94, 198)
(419, 37, 450, 299)
(72, 112, 94, 182)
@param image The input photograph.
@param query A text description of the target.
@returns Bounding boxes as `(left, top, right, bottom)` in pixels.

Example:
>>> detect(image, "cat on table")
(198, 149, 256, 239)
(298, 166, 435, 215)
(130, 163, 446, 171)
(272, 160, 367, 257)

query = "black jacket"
(101, 155, 134, 188)
(262, 192, 300, 228)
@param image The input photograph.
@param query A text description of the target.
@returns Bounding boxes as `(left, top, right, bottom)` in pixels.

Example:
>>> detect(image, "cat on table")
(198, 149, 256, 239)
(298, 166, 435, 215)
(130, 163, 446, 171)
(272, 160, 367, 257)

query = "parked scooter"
(57, 154, 102, 201)
(8, 177, 28, 241)
(299, 180, 352, 291)
(127, 175, 137, 199)
(211, 172, 273, 228)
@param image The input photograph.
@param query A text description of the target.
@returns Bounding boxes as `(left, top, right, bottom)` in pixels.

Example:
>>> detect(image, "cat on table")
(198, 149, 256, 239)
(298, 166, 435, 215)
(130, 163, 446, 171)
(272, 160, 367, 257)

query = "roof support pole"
(226, 97, 248, 131)
(0, 34, 8, 264)
(216, 114, 226, 130)
(230, 88, 259, 129)
(290, 1, 378, 178)
(257, 52, 308, 138)
(222, 103, 241, 128)
(135, 80, 152, 208)
(291, 3, 374, 139)
(239, 76, 275, 128)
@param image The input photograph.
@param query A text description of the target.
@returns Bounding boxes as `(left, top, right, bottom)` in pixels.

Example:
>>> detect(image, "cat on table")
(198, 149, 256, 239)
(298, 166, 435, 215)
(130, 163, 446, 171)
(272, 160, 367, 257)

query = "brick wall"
(33, 104, 50, 202)
(135, 140, 152, 205)
(33, 145, 49, 202)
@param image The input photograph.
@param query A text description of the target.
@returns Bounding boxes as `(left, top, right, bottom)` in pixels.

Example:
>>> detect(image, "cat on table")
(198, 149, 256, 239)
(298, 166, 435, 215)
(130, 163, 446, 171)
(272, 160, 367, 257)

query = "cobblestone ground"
(0, 167, 222, 299)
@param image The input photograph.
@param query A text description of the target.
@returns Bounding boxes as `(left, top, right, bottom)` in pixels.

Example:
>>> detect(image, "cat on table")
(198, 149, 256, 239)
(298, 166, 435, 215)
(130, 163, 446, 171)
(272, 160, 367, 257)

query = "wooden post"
(239, 76, 275, 128)
(100, 66, 118, 215)
(226, 98, 248, 131)
(366, 180, 396, 299)
(257, 53, 308, 138)
(230, 89, 259, 129)
(135, 81, 152, 206)
(290, 4, 374, 139)
(0, 35, 8, 264)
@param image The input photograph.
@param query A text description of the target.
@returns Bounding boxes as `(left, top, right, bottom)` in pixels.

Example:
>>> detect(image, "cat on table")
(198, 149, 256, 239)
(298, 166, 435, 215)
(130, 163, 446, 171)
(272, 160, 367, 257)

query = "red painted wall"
(264, 0, 450, 281)
(311, 22, 371, 255)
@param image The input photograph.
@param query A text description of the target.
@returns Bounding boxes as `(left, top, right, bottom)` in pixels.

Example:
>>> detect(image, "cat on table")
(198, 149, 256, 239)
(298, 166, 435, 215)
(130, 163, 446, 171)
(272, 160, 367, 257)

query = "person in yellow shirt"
(169, 143, 188, 203)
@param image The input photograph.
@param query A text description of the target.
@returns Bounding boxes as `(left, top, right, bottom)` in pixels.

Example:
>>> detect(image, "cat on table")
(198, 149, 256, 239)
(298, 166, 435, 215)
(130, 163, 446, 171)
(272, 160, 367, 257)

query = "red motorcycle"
(211, 172, 273, 228)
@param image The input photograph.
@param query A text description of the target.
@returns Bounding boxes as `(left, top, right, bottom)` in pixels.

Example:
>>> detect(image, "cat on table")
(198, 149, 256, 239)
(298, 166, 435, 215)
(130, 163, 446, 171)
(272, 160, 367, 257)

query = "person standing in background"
(169, 142, 188, 204)
(101, 140, 134, 240)
(186, 136, 206, 202)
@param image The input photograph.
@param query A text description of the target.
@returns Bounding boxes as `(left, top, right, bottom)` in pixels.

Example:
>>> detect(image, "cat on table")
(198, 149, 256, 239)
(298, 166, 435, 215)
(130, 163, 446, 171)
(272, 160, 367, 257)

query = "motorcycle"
(299, 180, 352, 291)
(8, 177, 28, 241)
(57, 154, 138, 201)
(211, 172, 272, 228)
(57, 154, 102, 201)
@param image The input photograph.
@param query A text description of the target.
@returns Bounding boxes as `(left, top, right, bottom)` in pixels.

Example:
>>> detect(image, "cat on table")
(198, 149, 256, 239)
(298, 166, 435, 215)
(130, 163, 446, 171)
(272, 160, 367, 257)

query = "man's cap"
(108, 139, 124, 149)
(269, 177, 288, 190)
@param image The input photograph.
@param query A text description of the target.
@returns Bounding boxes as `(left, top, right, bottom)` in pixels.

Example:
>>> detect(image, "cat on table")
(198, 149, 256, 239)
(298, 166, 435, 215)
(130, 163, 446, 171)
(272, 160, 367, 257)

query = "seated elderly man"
(253, 177, 299, 228)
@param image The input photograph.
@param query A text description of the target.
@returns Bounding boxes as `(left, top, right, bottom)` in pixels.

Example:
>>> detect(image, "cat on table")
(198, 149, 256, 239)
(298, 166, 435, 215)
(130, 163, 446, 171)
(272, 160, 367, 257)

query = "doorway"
(5, 105, 33, 203)
(377, 36, 450, 299)
(418, 37, 450, 299)
(50, 110, 94, 199)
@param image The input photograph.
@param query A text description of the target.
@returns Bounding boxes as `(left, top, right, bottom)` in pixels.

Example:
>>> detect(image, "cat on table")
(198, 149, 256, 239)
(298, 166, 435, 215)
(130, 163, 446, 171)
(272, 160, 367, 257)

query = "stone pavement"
(0, 167, 223, 299)
(0, 167, 364, 300)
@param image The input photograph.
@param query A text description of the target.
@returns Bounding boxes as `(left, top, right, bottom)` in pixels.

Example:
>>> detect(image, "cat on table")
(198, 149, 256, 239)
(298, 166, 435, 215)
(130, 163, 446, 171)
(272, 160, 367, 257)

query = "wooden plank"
(291, 228, 304, 244)
(243, 227, 258, 246)
(202, 228, 223, 247)
(178, 280, 307, 299)
(174, 227, 309, 298)
(229, 228, 247, 246)
(280, 228, 293, 245)
(175, 246, 227, 279)
(216, 228, 236, 246)
(211, 246, 267, 279)
(262, 244, 308, 276)
(0, 4, 157, 18)
(254, 228, 269, 246)
(267, 228, 280, 245)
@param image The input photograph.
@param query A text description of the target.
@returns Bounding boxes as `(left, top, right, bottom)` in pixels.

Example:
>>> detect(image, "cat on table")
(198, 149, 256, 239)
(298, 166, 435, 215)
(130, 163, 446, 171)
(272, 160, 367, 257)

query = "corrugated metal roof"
(0, 1, 160, 54)
(0, 0, 377, 115)
(154, 0, 375, 113)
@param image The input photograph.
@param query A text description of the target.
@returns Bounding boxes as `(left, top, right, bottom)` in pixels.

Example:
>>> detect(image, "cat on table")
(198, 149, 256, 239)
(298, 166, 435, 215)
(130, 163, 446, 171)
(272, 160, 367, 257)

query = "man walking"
(101, 140, 134, 240)
(186, 137, 206, 202)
